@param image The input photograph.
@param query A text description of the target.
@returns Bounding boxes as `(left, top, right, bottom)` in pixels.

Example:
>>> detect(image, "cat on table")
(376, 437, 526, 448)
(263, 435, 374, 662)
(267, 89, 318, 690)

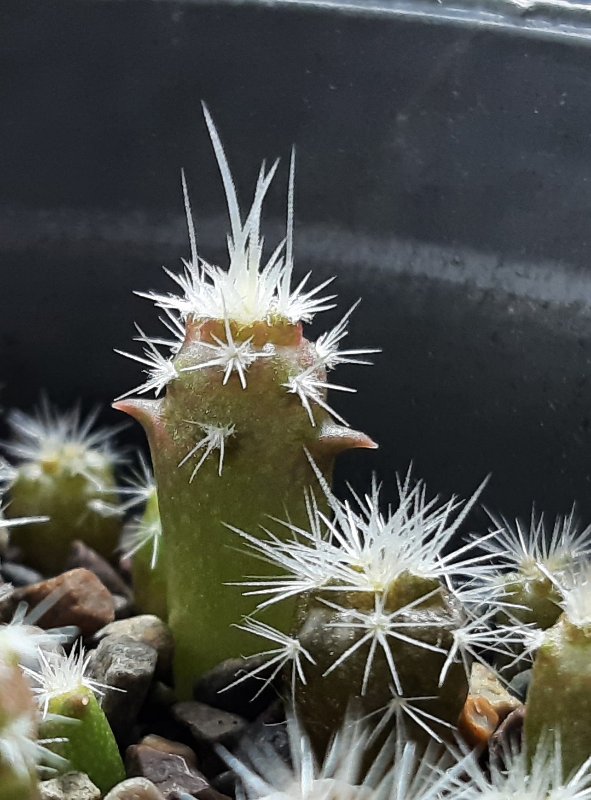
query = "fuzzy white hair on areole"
(455, 736, 591, 800)
(139, 106, 335, 327)
(217, 713, 466, 800)
(482, 506, 591, 575)
(543, 561, 591, 629)
(0, 709, 68, 779)
(118, 108, 375, 425)
(23, 644, 118, 718)
(179, 421, 236, 481)
(181, 309, 271, 390)
(120, 514, 162, 570)
(116, 452, 157, 513)
(115, 323, 180, 400)
(0, 591, 77, 668)
(4, 401, 120, 470)
(319, 590, 446, 696)
(232, 463, 491, 609)
(220, 618, 315, 701)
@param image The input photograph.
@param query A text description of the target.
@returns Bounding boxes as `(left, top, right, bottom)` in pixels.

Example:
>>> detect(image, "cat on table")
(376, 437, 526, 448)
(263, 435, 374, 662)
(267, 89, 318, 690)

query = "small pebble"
(140, 735, 198, 766)
(172, 701, 248, 777)
(67, 540, 132, 597)
(40, 771, 101, 800)
(193, 655, 278, 720)
(458, 695, 499, 747)
(114, 593, 136, 620)
(89, 634, 157, 739)
(235, 701, 289, 765)
(468, 664, 522, 721)
(93, 615, 174, 677)
(104, 777, 165, 800)
(7, 568, 115, 634)
(490, 706, 526, 761)
(173, 701, 247, 749)
(0, 561, 43, 587)
(126, 742, 229, 799)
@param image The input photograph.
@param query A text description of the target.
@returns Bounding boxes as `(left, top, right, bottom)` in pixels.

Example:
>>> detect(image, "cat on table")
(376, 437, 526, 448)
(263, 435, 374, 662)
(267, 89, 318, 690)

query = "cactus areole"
(115, 107, 377, 695)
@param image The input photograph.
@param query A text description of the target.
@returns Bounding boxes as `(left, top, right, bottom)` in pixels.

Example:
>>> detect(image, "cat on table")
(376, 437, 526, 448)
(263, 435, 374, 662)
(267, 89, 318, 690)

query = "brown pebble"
(469, 664, 522, 722)
(103, 777, 165, 800)
(458, 695, 499, 747)
(126, 743, 229, 799)
(40, 771, 101, 800)
(67, 540, 131, 597)
(92, 615, 174, 677)
(489, 705, 526, 761)
(140, 735, 198, 767)
(11, 568, 114, 635)
(172, 701, 247, 747)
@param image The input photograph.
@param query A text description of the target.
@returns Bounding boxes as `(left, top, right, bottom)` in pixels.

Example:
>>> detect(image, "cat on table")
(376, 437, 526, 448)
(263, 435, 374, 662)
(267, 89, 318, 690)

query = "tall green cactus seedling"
(115, 108, 378, 695)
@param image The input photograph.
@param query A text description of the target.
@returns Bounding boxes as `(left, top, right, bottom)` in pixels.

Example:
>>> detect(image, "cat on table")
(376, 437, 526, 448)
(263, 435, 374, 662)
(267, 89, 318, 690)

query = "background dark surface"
(3, 0, 591, 524)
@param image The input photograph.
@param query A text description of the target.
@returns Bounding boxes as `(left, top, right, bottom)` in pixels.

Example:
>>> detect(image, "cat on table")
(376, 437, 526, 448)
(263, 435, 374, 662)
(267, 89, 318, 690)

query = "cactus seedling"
(0, 587, 70, 800)
(2, 403, 123, 574)
(525, 564, 591, 776)
(231, 467, 507, 754)
(115, 108, 377, 694)
(27, 645, 125, 793)
(0, 659, 42, 800)
(474, 507, 591, 631)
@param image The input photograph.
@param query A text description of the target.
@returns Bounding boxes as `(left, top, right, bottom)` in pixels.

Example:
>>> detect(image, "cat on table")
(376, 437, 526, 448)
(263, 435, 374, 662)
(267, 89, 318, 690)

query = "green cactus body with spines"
(118, 319, 372, 696)
(131, 490, 168, 621)
(525, 614, 591, 776)
(499, 570, 562, 630)
(40, 687, 125, 793)
(8, 461, 120, 575)
(4, 407, 122, 574)
(294, 572, 468, 756)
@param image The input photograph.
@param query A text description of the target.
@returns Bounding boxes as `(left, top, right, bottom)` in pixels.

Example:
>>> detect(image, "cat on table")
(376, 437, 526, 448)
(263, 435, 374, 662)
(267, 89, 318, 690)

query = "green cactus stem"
(525, 614, 591, 777)
(3, 405, 122, 574)
(125, 489, 168, 621)
(116, 322, 374, 695)
(31, 648, 125, 794)
(498, 571, 562, 630)
(114, 110, 377, 696)
(40, 688, 124, 794)
(293, 573, 468, 756)
(479, 508, 590, 632)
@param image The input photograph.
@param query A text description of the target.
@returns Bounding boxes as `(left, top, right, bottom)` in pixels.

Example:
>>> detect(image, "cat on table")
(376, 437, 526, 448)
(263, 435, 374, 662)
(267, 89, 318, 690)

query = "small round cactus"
(230, 467, 508, 754)
(2, 402, 123, 574)
(476, 507, 591, 631)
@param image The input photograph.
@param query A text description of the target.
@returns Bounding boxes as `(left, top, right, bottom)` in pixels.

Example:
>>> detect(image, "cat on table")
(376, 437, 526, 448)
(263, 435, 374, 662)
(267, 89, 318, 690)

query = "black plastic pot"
(3, 0, 591, 520)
